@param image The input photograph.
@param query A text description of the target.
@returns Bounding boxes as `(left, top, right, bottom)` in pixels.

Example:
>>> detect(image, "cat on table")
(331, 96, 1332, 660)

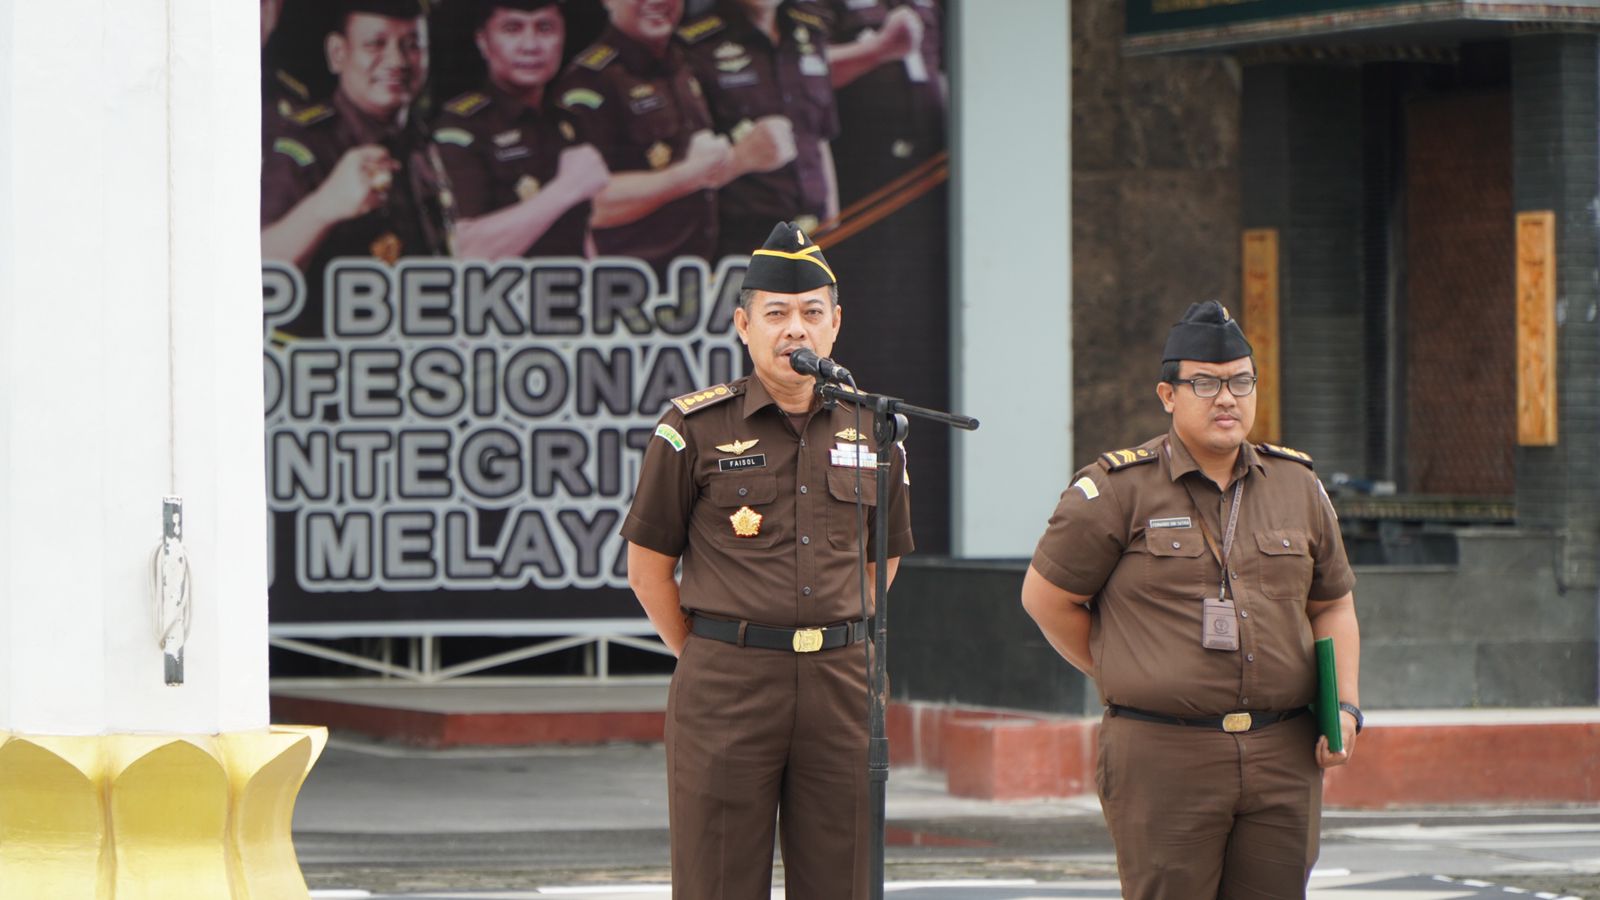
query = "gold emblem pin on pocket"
(730, 506, 763, 537)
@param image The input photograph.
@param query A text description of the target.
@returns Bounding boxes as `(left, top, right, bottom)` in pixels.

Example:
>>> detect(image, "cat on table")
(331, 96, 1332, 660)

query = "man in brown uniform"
(554, 0, 799, 277)
(622, 221, 912, 898)
(261, 0, 449, 336)
(679, 0, 840, 259)
(1021, 300, 1364, 900)
(432, 0, 611, 260)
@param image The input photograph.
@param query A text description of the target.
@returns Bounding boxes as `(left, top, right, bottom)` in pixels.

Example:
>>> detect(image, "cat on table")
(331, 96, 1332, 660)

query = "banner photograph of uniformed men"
(260, 0, 950, 624)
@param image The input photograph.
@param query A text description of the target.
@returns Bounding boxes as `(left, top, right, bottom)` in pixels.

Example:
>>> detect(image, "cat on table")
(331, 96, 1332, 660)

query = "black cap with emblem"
(338, 0, 425, 24)
(473, 0, 561, 29)
(1162, 299, 1253, 363)
(739, 221, 838, 295)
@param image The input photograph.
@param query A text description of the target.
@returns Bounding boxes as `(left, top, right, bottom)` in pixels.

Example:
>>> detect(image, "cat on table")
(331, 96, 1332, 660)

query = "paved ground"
(292, 737, 1600, 899)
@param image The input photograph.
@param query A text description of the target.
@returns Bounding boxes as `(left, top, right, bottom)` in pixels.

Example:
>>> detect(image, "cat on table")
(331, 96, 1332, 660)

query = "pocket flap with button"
(707, 472, 777, 506)
(1145, 529, 1204, 558)
(826, 467, 879, 505)
(1256, 529, 1309, 556)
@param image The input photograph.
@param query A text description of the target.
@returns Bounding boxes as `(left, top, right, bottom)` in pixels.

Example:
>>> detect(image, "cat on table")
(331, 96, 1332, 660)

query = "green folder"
(1315, 637, 1342, 753)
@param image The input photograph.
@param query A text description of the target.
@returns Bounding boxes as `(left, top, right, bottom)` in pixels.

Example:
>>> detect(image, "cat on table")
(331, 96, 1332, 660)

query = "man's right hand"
(552, 143, 610, 202)
(875, 7, 923, 62)
(731, 116, 798, 177)
(682, 129, 736, 189)
(311, 145, 397, 223)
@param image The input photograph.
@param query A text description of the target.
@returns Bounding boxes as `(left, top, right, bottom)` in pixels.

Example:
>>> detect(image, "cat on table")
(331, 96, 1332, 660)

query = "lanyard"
(1193, 480, 1244, 600)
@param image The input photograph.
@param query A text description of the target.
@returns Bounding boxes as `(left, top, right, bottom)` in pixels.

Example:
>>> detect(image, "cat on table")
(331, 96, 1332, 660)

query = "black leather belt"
(1109, 705, 1308, 734)
(690, 614, 870, 653)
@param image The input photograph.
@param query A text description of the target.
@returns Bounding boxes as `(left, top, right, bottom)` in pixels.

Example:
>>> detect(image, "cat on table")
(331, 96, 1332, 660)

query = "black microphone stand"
(813, 377, 978, 900)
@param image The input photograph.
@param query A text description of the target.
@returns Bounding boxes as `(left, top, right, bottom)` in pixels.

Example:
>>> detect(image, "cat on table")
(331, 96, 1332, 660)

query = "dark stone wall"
(1072, 2, 1241, 465)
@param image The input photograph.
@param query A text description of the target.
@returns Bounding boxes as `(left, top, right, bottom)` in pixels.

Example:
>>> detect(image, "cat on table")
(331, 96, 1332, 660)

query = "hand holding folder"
(1315, 637, 1342, 754)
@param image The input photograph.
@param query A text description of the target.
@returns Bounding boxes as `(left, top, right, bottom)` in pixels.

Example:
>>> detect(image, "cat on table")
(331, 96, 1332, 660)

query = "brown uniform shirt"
(431, 84, 591, 258)
(622, 375, 913, 626)
(554, 25, 717, 274)
(680, 2, 840, 254)
(262, 90, 450, 335)
(1031, 430, 1355, 718)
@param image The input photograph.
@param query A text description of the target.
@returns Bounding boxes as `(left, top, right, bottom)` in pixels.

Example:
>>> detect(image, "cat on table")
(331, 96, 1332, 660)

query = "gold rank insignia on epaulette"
(271, 137, 315, 167)
(1258, 442, 1315, 468)
(445, 91, 490, 117)
(786, 7, 825, 30)
(578, 45, 618, 70)
(1099, 447, 1158, 471)
(274, 68, 309, 101)
(677, 15, 725, 43)
(671, 384, 736, 415)
(290, 103, 334, 126)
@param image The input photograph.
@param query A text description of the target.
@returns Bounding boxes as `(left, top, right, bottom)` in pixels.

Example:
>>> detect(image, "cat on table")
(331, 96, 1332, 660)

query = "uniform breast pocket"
(1255, 528, 1312, 599)
(825, 466, 878, 549)
(704, 472, 781, 548)
(623, 107, 677, 160)
(1141, 529, 1207, 595)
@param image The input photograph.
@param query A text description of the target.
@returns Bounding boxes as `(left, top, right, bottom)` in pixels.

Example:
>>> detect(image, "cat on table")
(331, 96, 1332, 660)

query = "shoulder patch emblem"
(432, 126, 474, 147)
(670, 384, 736, 415)
(271, 137, 315, 167)
(678, 15, 725, 43)
(1258, 442, 1315, 468)
(787, 8, 825, 29)
(290, 103, 334, 126)
(578, 45, 618, 70)
(1072, 476, 1100, 500)
(560, 87, 605, 110)
(1099, 447, 1158, 471)
(654, 423, 686, 452)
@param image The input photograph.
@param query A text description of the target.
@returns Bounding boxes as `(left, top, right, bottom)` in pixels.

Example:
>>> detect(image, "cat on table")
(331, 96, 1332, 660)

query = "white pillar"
(951, 3, 1073, 556)
(0, 0, 267, 735)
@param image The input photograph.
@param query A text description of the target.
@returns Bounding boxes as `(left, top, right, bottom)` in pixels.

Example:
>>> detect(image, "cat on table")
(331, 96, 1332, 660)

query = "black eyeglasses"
(1171, 374, 1257, 399)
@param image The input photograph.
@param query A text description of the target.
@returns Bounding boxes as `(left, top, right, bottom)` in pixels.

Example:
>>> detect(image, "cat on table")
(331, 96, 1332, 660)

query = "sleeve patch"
(433, 126, 475, 147)
(271, 137, 315, 167)
(1072, 476, 1099, 500)
(560, 87, 606, 110)
(654, 423, 686, 451)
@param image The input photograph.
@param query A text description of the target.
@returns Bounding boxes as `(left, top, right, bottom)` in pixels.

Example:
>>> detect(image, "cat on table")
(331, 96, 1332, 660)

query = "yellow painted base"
(0, 725, 326, 899)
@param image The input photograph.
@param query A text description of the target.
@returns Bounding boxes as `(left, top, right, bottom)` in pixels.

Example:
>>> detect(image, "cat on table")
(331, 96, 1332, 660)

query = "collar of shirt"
(1163, 426, 1263, 484)
(739, 373, 819, 419)
(334, 88, 407, 147)
(603, 24, 678, 78)
(713, 0, 795, 50)
(483, 81, 548, 125)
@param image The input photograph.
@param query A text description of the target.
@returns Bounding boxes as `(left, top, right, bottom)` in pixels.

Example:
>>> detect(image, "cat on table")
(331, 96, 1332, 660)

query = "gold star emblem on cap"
(730, 506, 763, 537)
(715, 438, 759, 455)
(515, 175, 541, 201)
(647, 141, 671, 170)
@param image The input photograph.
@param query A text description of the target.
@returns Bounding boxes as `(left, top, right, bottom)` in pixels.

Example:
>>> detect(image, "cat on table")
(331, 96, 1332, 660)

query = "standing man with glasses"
(1020, 300, 1363, 900)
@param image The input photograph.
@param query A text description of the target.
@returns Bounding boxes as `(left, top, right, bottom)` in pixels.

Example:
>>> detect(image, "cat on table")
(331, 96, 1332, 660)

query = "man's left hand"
(1315, 710, 1359, 768)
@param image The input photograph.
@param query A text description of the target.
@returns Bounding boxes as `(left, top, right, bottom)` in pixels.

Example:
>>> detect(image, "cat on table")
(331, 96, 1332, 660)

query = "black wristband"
(1338, 701, 1364, 734)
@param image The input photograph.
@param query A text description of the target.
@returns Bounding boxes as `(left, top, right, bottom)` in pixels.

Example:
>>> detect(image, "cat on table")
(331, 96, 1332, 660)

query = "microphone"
(789, 347, 852, 382)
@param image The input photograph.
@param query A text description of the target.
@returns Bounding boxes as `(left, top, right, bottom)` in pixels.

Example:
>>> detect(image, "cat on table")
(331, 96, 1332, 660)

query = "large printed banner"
(263, 0, 949, 622)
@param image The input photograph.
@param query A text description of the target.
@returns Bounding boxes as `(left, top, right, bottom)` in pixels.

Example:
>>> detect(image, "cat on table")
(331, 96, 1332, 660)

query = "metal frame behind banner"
(268, 619, 671, 685)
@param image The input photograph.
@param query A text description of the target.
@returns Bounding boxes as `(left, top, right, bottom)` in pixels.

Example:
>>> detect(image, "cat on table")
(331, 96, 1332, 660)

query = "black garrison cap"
(475, 0, 561, 28)
(740, 221, 838, 294)
(1162, 300, 1253, 363)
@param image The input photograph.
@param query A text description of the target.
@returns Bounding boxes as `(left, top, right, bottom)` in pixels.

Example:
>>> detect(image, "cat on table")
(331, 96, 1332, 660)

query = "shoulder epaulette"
(670, 384, 737, 415)
(290, 103, 334, 126)
(271, 137, 316, 168)
(274, 68, 309, 100)
(1258, 443, 1315, 468)
(578, 44, 618, 71)
(786, 7, 826, 30)
(677, 15, 725, 43)
(1099, 447, 1159, 471)
(445, 91, 490, 117)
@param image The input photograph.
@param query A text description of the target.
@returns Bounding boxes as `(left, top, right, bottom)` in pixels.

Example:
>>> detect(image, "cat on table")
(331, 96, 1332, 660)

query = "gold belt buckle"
(792, 628, 824, 653)
(1222, 712, 1252, 733)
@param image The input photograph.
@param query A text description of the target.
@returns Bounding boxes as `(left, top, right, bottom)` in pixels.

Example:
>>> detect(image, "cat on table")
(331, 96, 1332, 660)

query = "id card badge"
(1201, 596, 1240, 651)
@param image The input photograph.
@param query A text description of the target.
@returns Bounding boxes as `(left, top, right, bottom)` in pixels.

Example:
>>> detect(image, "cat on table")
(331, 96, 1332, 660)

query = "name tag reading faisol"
(717, 454, 766, 472)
